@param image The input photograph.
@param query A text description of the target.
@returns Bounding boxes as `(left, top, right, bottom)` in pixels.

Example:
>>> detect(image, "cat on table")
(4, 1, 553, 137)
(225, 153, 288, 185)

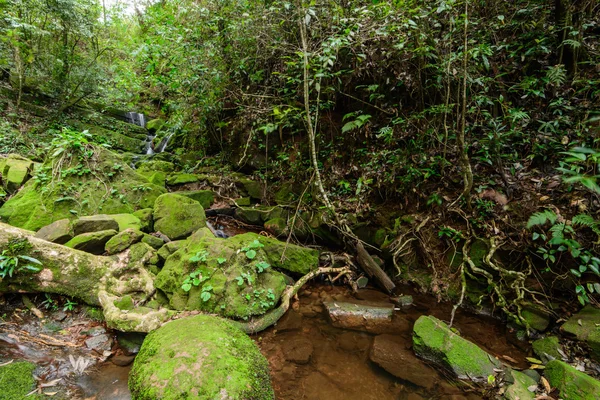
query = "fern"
(526, 209, 558, 229)
(573, 214, 600, 236)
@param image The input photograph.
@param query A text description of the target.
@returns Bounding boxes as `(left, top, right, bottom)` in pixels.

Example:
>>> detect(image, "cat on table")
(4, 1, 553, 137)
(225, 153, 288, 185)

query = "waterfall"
(125, 112, 146, 128)
(155, 131, 175, 153)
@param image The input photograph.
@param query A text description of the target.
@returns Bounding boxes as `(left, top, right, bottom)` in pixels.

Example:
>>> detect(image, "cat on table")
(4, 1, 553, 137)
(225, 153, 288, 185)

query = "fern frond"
(549, 223, 566, 240)
(573, 214, 600, 235)
(526, 209, 558, 229)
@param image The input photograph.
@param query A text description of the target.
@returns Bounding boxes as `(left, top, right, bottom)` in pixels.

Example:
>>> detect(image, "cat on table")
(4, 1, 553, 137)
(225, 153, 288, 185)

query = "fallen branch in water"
(231, 266, 354, 334)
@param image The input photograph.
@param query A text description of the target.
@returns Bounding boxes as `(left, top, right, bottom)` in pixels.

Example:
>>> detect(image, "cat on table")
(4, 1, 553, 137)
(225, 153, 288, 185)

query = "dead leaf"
(541, 376, 551, 393)
(501, 355, 518, 363)
(578, 319, 583, 326)
(528, 384, 538, 392)
(0, 360, 13, 367)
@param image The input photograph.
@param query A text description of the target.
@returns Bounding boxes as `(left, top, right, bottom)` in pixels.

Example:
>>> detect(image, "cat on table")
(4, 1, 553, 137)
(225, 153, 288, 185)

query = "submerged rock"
(561, 305, 600, 360)
(129, 314, 274, 400)
(281, 337, 313, 364)
(324, 301, 394, 332)
(412, 315, 501, 381)
(544, 360, 600, 399)
(369, 334, 436, 389)
(153, 193, 206, 240)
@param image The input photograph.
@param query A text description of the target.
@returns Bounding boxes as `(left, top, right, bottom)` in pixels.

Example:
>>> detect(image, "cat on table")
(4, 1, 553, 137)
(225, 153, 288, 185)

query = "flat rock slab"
(85, 333, 113, 352)
(369, 334, 437, 389)
(73, 215, 119, 235)
(35, 218, 73, 244)
(561, 305, 600, 360)
(324, 301, 393, 332)
(65, 229, 117, 255)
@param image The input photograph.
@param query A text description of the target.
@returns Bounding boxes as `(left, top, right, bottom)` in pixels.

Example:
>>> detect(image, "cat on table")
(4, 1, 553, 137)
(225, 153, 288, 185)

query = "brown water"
(255, 283, 529, 400)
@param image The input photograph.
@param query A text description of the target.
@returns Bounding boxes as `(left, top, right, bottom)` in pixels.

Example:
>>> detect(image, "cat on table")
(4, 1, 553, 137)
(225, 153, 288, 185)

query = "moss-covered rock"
(110, 213, 142, 232)
(561, 305, 600, 360)
(274, 183, 296, 205)
(0, 147, 165, 231)
(73, 215, 119, 235)
(236, 177, 264, 200)
(412, 315, 501, 381)
(35, 218, 73, 244)
(66, 118, 146, 153)
(133, 208, 154, 232)
(166, 173, 198, 186)
(157, 240, 187, 262)
(0, 361, 39, 399)
(532, 336, 562, 363)
(141, 234, 165, 250)
(129, 314, 274, 400)
(155, 230, 316, 319)
(105, 228, 144, 255)
(504, 369, 536, 400)
(137, 159, 175, 174)
(153, 193, 206, 240)
(264, 218, 287, 237)
(177, 190, 215, 209)
(66, 229, 117, 254)
(545, 360, 600, 399)
(145, 118, 166, 133)
(1, 154, 34, 192)
(521, 305, 550, 332)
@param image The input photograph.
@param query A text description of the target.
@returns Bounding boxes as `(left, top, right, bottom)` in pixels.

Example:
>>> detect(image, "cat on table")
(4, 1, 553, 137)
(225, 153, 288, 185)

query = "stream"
(0, 216, 530, 399)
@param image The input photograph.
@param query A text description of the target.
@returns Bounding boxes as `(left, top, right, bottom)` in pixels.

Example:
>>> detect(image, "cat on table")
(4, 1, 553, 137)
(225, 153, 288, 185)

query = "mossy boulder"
(412, 315, 501, 381)
(133, 208, 154, 232)
(157, 240, 187, 262)
(105, 228, 144, 255)
(155, 230, 317, 319)
(153, 193, 207, 240)
(274, 183, 296, 205)
(137, 160, 175, 174)
(178, 190, 215, 209)
(236, 177, 264, 200)
(110, 213, 142, 232)
(166, 173, 198, 186)
(504, 370, 536, 400)
(1, 154, 34, 192)
(521, 305, 550, 332)
(35, 218, 73, 244)
(0, 361, 39, 399)
(561, 305, 600, 360)
(129, 314, 274, 400)
(264, 218, 287, 237)
(73, 215, 119, 235)
(145, 118, 166, 133)
(532, 336, 562, 363)
(66, 118, 147, 153)
(141, 234, 165, 250)
(544, 360, 600, 399)
(0, 147, 165, 231)
(65, 229, 118, 254)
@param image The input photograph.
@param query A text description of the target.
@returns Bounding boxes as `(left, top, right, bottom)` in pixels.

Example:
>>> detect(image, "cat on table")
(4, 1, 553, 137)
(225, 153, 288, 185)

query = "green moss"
(562, 305, 600, 360)
(264, 218, 287, 237)
(137, 160, 174, 174)
(0, 361, 40, 399)
(166, 173, 198, 186)
(105, 228, 144, 255)
(177, 190, 215, 209)
(274, 183, 295, 205)
(110, 213, 142, 231)
(532, 336, 562, 362)
(129, 314, 274, 400)
(520, 305, 550, 332)
(545, 360, 600, 399)
(114, 294, 135, 310)
(412, 315, 500, 380)
(142, 234, 165, 250)
(153, 193, 206, 240)
(65, 229, 118, 254)
(235, 197, 251, 206)
(133, 208, 154, 232)
(504, 370, 536, 400)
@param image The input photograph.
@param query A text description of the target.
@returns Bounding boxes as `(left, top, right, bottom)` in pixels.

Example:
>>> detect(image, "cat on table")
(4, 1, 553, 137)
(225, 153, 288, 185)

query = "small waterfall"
(125, 112, 146, 128)
(155, 131, 175, 153)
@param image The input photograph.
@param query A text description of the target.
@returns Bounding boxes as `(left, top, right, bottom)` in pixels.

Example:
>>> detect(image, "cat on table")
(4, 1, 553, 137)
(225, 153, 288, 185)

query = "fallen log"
(355, 242, 396, 293)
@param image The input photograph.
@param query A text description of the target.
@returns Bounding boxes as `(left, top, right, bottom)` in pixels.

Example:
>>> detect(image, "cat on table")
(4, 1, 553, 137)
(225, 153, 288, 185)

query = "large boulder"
(0, 154, 34, 192)
(561, 305, 600, 360)
(544, 360, 600, 399)
(110, 213, 142, 232)
(0, 147, 165, 231)
(412, 315, 501, 381)
(128, 314, 274, 400)
(153, 193, 206, 240)
(154, 229, 317, 319)
(178, 190, 215, 209)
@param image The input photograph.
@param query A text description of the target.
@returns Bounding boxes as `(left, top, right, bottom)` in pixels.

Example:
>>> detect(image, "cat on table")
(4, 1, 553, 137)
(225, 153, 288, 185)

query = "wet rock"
(129, 314, 274, 399)
(35, 218, 73, 244)
(275, 309, 303, 332)
(392, 295, 414, 307)
(544, 360, 600, 399)
(178, 190, 215, 209)
(369, 334, 436, 389)
(521, 305, 550, 332)
(65, 229, 118, 254)
(282, 337, 313, 364)
(73, 214, 119, 235)
(153, 193, 206, 240)
(117, 332, 145, 355)
(503, 369, 536, 400)
(561, 305, 600, 360)
(532, 336, 562, 363)
(412, 315, 501, 381)
(324, 301, 393, 332)
(85, 333, 113, 352)
(105, 228, 144, 255)
(337, 331, 371, 352)
(86, 326, 107, 336)
(111, 354, 136, 366)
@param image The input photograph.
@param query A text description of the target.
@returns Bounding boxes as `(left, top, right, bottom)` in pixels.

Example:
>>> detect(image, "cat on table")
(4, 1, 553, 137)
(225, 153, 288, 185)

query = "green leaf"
(587, 283, 595, 293)
(246, 249, 257, 260)
(571, 269, 582, 278)
(217, 257, 226, 264)
(200, 292, 211, 302)
(182, 283, 192, 292)
(18, 255, 42, 265)
(594, 283, 600, 293)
